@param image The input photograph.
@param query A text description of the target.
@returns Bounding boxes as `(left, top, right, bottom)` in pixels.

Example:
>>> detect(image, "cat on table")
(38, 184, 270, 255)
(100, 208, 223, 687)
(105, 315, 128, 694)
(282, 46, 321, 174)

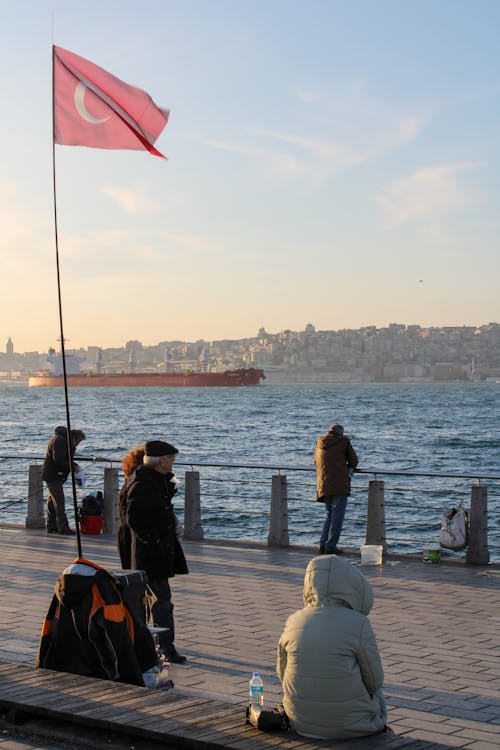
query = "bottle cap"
(253, 671, 260, 677)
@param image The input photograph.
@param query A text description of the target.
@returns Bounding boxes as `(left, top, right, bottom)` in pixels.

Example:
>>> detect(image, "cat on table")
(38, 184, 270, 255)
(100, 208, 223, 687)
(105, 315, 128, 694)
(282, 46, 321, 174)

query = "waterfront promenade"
(0, 524, 499, 749)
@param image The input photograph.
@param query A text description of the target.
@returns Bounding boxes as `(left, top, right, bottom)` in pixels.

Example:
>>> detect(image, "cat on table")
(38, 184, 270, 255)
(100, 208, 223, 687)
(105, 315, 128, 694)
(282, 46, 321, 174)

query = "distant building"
(6, 337, 13, 355)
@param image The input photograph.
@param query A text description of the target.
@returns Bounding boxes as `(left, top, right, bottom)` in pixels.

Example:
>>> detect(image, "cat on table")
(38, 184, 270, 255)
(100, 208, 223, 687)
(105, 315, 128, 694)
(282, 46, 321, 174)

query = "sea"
(0, 381, 498, 561)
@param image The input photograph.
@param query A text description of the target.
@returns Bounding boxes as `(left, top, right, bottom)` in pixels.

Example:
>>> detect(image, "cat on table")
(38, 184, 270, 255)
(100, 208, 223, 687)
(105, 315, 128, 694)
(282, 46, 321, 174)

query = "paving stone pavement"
(0, 525, 499, 749)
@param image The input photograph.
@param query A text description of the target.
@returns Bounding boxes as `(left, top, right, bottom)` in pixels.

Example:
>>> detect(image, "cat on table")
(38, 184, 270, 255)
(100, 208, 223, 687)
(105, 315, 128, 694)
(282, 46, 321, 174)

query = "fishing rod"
(51, 44, 82, 558)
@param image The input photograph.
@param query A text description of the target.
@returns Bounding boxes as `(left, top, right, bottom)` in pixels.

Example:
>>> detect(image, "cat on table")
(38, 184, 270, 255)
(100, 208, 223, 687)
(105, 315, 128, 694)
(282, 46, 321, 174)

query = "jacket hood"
(317, 434, 349, 451)
(54, 561, 99, 608)
(303, 555, 373, 615)
(54, 425, 68, 437)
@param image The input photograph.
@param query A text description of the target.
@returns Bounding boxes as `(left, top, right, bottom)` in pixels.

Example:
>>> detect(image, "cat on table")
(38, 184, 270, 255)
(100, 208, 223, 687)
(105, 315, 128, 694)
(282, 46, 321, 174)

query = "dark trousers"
(45, 480, 71, 532)
(148, 578, 175, 654)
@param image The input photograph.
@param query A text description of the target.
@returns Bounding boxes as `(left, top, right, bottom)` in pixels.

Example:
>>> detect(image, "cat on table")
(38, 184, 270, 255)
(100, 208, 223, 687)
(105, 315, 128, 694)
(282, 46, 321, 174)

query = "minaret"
(6, 337, 13, 355)
(129, 349, 136, 374)
(200, 347, 209, 373)
(95, 349, 103, 375)
(164, 349, 172, 372)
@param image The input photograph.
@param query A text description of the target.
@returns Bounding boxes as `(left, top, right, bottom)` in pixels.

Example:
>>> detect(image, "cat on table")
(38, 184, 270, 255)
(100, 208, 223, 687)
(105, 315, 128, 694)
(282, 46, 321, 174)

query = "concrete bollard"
(466, 485, 489, 565)
(102, 467, 119, 534)
(26, 464, 45, 529)
(184, 470, 204, 540)
(268, 474, 289, 547)
(365, 480, 387, 552)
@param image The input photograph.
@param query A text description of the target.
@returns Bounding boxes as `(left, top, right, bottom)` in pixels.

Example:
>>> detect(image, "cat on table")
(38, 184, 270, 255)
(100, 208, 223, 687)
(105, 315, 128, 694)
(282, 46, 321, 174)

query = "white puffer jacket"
(276, 555, 387, 739)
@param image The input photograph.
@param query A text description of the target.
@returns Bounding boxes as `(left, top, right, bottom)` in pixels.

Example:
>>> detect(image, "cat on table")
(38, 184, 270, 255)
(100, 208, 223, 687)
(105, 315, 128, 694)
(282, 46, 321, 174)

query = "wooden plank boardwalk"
(0, 524, 499, 750)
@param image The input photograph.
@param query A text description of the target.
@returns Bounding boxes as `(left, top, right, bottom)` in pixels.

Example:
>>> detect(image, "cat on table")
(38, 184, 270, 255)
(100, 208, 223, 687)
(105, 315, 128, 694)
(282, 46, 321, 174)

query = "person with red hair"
(117, 445, 145, 569)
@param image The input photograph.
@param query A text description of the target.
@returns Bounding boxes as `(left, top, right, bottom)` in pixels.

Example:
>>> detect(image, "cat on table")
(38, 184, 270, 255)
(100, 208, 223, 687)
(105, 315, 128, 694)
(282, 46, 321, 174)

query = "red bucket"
(79, 515, 103, 535)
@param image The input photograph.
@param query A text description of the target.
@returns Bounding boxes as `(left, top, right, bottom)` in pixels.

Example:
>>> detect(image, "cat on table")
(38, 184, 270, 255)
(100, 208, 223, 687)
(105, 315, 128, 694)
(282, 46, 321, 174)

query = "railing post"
(365, 480, 387, 552)
(102, 467, 119, 534)
(466, 484, 489, 565)
(268, 474, 289, 547)
(184, 470, 204, 540)
(26, 464, 45, 529)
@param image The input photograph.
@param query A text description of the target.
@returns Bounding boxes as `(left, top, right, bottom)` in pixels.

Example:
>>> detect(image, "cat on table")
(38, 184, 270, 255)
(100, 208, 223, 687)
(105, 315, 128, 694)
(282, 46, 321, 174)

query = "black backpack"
(79, 491, 104, 519)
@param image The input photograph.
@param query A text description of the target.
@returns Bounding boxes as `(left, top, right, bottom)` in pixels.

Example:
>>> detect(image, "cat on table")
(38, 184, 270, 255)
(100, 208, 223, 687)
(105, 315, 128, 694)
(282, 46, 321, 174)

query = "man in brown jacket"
(314, 423, 358, 554)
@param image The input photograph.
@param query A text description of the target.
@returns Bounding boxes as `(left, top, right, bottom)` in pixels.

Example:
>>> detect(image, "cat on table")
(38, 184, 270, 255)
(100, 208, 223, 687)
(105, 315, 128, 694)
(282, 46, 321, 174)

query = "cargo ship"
(28, 367, 265, 387)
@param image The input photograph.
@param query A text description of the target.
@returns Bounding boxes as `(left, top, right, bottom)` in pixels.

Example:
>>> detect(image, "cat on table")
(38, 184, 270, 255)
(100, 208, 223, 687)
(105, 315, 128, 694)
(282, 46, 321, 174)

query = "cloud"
(52, 226, 218, 279)
(200, 132, 358, 189)
(373, 162, 483, 227)
(251, 129, 356, 163)
(100, 182, 162, 215)
(249, 129, 363, 189)
(164, 233, 218, 254)
(198, 137, 262, 159)
(0, 180, 52, 271)
(200, 84, 426, 190)
(199, 135, 323, 186)
(59, 228, 132, 264)
(295, 87, 327, 105)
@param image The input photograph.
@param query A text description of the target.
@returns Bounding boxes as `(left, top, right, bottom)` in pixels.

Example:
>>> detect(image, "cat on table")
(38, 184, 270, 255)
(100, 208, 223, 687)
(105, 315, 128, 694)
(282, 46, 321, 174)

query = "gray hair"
(143, 454, 163, 466)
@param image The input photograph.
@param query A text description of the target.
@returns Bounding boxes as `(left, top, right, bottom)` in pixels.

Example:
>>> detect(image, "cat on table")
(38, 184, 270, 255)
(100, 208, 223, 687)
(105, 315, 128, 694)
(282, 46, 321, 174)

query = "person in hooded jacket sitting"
(277, 554, 387, 740)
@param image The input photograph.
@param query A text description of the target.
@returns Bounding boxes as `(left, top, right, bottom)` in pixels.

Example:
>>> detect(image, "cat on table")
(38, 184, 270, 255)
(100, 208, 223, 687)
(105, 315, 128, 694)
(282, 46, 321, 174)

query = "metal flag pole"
(51, 44, 83, 558)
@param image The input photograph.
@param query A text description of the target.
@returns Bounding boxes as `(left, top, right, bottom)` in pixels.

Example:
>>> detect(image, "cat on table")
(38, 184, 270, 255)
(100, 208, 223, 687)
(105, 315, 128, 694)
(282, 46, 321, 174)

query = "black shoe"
(165, 650, 187, 664)
(328, 546, 344, 554)
(46, 527, 58, 534)
(59, 527, 76, 535)
(318, 546, 325, 555)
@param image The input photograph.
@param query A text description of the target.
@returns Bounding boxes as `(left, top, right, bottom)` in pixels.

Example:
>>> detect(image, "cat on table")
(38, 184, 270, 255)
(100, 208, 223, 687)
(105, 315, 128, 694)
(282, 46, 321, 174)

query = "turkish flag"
(53, 46, 169, 158)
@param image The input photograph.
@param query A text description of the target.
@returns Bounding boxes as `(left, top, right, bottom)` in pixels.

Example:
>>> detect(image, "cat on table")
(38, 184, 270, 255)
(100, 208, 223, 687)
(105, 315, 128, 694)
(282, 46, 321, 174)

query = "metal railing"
(0, 454, 498, 562)
(1, 453, 498, 481)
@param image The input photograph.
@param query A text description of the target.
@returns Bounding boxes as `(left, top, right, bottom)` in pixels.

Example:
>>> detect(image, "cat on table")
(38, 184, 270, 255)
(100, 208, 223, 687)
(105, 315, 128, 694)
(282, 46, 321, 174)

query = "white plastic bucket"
(360, 544, 383, 565)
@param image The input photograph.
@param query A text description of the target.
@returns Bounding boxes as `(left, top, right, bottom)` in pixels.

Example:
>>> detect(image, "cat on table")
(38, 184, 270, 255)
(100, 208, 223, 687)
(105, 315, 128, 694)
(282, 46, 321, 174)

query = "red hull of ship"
(28, 368, 265, 387)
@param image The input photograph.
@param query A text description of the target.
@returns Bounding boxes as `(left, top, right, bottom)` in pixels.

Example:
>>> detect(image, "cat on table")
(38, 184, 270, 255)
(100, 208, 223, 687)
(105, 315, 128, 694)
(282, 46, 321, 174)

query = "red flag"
(53, 45, 169, 158)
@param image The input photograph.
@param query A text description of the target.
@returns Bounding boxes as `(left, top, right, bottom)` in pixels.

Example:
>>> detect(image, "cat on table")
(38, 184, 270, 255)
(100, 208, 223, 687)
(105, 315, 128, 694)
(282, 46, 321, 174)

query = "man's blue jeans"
(320, 495, 348, 550)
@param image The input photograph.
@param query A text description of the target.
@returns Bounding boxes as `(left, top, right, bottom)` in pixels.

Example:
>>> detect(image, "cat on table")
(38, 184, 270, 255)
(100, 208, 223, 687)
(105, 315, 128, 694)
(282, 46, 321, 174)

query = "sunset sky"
(1, 0, 498, 352)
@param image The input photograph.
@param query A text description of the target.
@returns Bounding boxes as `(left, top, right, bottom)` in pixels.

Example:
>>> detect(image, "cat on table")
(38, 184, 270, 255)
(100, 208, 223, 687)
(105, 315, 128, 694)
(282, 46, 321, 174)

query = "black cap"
(144, 440, 178, 457)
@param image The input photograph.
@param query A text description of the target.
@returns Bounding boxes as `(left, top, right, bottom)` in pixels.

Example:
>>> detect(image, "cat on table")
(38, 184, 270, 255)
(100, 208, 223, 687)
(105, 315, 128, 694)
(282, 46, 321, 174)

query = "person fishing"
(42, 425, 86, 535)
(314, 423, 358, 554)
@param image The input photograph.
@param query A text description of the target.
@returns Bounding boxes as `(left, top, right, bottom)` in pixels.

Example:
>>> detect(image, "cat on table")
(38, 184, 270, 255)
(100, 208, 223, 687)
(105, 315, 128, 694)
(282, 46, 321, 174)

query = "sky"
(0, 0, 499, 352)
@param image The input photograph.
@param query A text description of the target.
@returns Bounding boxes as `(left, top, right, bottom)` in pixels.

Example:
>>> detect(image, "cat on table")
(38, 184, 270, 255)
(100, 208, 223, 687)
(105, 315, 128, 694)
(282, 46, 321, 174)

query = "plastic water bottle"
(158, 659, 174, 690)
(249, 671, 264, 706)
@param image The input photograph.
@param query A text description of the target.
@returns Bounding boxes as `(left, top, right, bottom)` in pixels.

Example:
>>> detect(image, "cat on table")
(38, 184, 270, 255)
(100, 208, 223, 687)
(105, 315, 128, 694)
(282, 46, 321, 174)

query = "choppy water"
(0, 382, 498, 560)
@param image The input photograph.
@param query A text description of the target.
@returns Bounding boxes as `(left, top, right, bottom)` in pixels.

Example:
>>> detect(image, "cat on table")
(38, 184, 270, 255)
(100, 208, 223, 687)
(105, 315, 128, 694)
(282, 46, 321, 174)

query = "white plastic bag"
(75, 468, 85, 488)
(439, 500, 469, 550)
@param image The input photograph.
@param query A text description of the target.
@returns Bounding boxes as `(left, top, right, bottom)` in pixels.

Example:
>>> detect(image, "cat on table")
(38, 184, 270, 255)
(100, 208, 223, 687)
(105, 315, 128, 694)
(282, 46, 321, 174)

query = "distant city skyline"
(1, 1, 499, 352)
(3, 321, 498, 384)
(3, 320, 499, 356)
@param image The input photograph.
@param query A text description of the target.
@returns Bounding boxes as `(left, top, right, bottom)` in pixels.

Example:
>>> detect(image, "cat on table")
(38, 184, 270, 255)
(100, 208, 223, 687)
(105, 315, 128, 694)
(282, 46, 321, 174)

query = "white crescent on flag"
(73, 82, 111, 125)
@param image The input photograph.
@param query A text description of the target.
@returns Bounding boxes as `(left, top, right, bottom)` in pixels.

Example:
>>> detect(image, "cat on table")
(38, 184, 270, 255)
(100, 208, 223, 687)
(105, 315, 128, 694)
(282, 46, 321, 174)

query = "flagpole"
(51, 45, 83, 558)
